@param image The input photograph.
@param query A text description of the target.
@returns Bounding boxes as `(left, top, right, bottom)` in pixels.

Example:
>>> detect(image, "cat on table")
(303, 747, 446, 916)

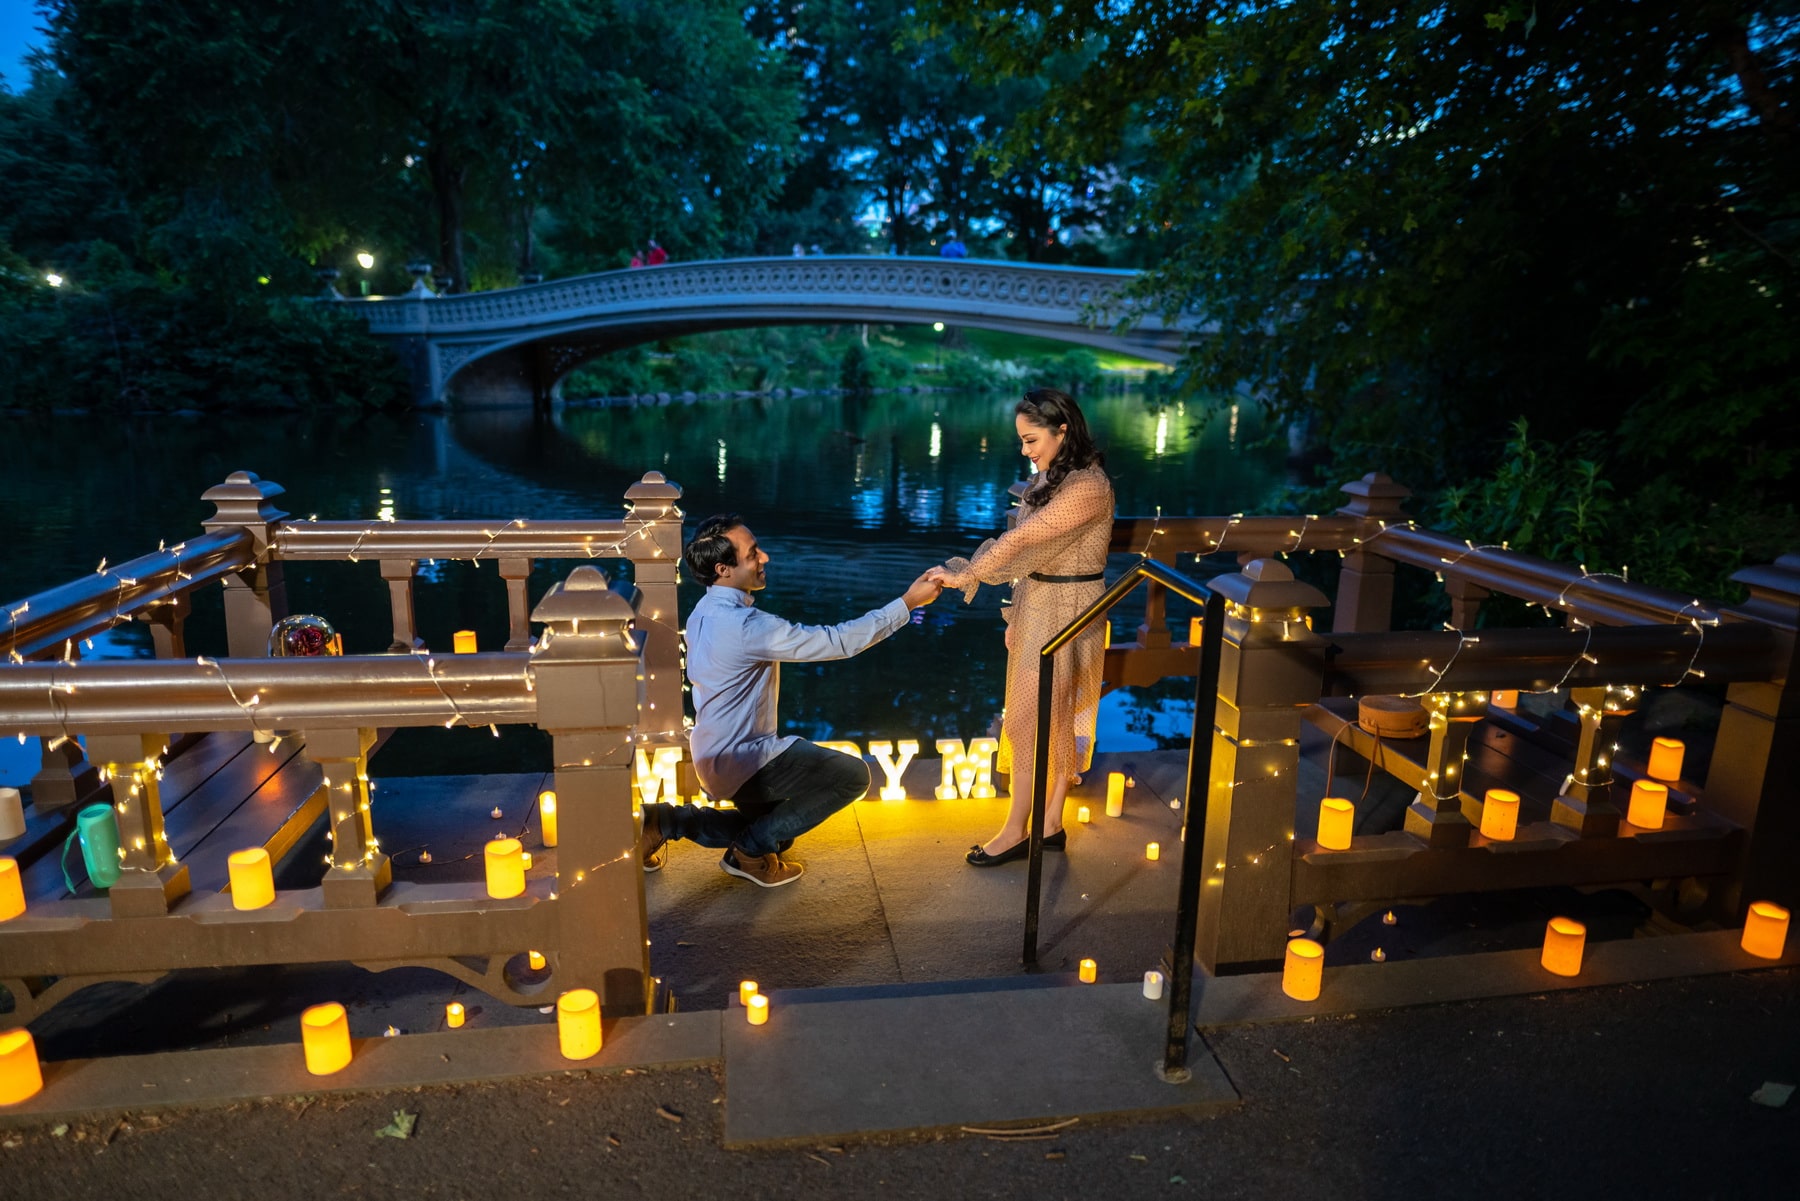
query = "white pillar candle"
(0, 787, 24, 841)
(1142, 970, 1165, 1000)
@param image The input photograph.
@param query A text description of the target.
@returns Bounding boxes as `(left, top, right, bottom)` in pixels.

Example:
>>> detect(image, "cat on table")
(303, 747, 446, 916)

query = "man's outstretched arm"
(739, 572, 942, 663)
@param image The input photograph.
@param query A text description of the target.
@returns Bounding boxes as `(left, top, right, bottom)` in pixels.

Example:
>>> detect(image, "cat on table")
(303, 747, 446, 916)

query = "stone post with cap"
(201, 472, 290, 659)
(622, 472, 684, 743)
(1334, 472, 1412, 633)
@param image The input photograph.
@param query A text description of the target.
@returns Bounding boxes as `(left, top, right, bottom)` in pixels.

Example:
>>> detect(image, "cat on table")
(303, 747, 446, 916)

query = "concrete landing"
(721, 981, 1236, 1147)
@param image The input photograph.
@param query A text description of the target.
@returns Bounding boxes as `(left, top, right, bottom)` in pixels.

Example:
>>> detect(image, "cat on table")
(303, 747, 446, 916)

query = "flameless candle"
(1142, 970, 1165, 1000)
(0, 1028, 43, 1105)
(446, 1002, 465, 1028)
(528, 950, 547, 971)
(227, 847, 275, 910)
(747, 994, 769, 1025)
(538, 790, 558, 847)
(0, 786, 24, 841)
(301, 1002, 352, 1075)
(1145, 842, 1161, 861)
(1479, 789, 1520, 841)
(1647, 737, 1685, 782)
(557, 988, 602, 1059)
(0, 857, 23, 923)
(1282, 938, 1324, 1001)
(1491, 690, 1518, 708)
(1078, 958, 1098, 983)
(520, 852, 533, 870)
(1188, 616, 1203, 645)
(1627, 780, 1668, 830)
(1316, 797, 1354, 850)
(1103, 623, 1111, 649)
(1540, 917, 1586, 977)
(739, 980, 759, 1007)
(1077, 805, 1091, 823)
(1383, 910, 1397, 925)
(453, 629, 478, 654)
(1105, 772, 1125, 817)
(1371, 948, 1387, 962)
(1741, 901, 1790, 960)
(484, 837, 526, 899)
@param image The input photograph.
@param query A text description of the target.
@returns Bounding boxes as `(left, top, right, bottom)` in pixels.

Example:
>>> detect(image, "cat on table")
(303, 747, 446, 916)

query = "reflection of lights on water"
(929, 422, 942, 459)
(717, 439, 728, 483)
(1229, 403, 1239, 446)
(1154, 412, 1168, 457)
(979, 435, 988, 454)
(853, 445, 865, 485)
(377, 486, 396, 522)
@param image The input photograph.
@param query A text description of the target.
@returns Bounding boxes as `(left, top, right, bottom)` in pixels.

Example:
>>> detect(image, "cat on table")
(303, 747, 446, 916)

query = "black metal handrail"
(1019, 554, 1224, 1081)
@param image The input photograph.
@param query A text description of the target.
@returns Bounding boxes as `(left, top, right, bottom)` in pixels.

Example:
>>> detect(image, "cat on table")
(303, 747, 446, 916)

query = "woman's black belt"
(1028, 571, 1105, 583)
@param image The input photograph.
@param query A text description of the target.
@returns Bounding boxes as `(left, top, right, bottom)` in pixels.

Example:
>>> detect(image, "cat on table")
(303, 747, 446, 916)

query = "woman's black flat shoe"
(966, 840, 1030, 867)
(1041, 830, 1066, 852)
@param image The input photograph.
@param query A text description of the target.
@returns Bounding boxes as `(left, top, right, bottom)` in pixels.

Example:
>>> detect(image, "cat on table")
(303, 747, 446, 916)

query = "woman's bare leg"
(981, 771, 1070, 854)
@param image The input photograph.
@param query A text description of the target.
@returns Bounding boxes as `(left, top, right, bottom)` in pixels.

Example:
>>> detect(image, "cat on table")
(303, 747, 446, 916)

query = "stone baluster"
(303, 727, 388, 907)
(1405, 692, 1482, 847)
(1194, 559, 1330, 974)
(201, 472, 290, 658)
(30, 735, 102, 816)
(499, 557, 534, 651)
(1550, 686, 1630, 836)
(623, 472, 685, 740)
(1707, 554, 1800, 915)
(532, 566, 651, 1016)
(88, 732, 189, 917)
(1333, 472, 1412, 633)
(379, 559, 420, 652)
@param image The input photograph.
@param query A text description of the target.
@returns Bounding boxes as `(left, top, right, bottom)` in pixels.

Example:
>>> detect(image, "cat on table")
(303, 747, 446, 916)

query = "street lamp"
(45, 273, 63, 288)
(356, 252, 375, 296)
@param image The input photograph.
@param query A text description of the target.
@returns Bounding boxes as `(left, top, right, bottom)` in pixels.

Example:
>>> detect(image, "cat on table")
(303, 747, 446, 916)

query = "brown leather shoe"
(639, 805, 670, 873)
(720, 843, 803, 888)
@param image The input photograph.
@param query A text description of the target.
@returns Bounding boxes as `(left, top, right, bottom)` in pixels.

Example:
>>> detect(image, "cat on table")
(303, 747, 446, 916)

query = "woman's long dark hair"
(1017, 387, 1106, 507)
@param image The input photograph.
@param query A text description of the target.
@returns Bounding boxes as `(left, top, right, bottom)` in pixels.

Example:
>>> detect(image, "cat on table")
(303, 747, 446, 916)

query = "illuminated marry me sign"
(633, 738, 1002, 806)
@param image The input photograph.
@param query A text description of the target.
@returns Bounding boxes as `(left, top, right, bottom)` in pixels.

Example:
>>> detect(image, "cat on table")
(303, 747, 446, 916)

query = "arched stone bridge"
(358, 255, 1202, 407)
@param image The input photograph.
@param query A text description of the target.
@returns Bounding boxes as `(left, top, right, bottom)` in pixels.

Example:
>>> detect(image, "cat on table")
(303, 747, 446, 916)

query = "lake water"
(0, 389, 1290, 785)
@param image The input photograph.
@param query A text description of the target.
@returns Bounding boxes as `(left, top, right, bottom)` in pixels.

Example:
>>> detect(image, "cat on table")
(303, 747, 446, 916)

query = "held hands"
(903, 569, 946, 609)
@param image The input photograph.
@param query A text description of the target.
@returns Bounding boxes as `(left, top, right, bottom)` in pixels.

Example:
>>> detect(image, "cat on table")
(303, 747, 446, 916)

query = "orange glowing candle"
(557, 988, 602, 1059)
(1316, 798, 1354, 850)
(1145, 841, 1160, 861)
(1105, 772, 1125, 818)
(0, 1028, 43, 1105)
(1282, 938, 1324, 1001)
(301, 1002, 353, 1075)
(228, 847, 275, 910)
(1078, 958, 1098, 983)
(1741, 901, 1790, 960)
(1627, 780, 1668, 830)
(453, 629, 478, 654)
(739, 980, 759, 1007)
(1479, 789, 1520, 841)
(1188, 616, 1203, 645)
(1077, 805, 1091, 824)
(1540, 917, 1586, 977)
(0, 857, 24, 923)
(747, 994, 769, 1025)
(1491, 690, 1519, 708)
(528, 950, 547, 971)
(485, 837, 526, 899)
(538, 790, 558, 848)
(445, 1002, 465, 1028)
(1647, 737, 1685, 782)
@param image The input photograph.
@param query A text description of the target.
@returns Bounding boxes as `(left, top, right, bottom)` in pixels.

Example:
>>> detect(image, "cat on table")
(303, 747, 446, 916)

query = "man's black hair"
(684, 513, 744, 584)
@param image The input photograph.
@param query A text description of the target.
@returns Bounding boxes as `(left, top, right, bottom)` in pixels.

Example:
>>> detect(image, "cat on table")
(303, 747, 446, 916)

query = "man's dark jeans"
(649, 741, 871, 857)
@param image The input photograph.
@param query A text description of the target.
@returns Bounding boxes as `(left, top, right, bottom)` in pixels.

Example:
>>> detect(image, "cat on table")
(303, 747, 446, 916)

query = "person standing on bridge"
(928, 388, 1113, 866)
(638, 516, 944, 887)
(646, 239, 669, 266)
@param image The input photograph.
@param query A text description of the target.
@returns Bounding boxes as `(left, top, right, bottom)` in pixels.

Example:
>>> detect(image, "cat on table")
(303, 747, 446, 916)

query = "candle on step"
(0, 786, 23, 841)
(747, 994, 769, 1025)
(739, 980, 759, 1007)
(453, 629, 478, 654)
(557, 988, 602, 1059)
(1627, 780, 1668, 830)
(228, 847, 275, 910)
(1647, 737, 1685, 782)
(485, 837, 526, 899)
(1188, 616, 1203, 645)
(1316, 797, 1354, 850)
(1077, 805, 1091, 823)
(1282, 938, 1323, 1001)
(1491, 690, 1518, 708)
(1479, 789, 1520, 841)
(1741, 901, 1790, 960)
(301, 1002, 352, 1075)
(538, 790, 558, 848)
(445, 1002, 465, 1029)
(521, 852, 533, 870)
(1105, 772, 1125, 818)
(0, 1028, 43, 1105)
(1540, 917, 1586, 977)
(1145, 841, 1160, 861)
(528, 950, 546, 971)
(1078, 958, 1098, 984)
(0, 858, 24, 923)
(1142, 970, 1165, 1000)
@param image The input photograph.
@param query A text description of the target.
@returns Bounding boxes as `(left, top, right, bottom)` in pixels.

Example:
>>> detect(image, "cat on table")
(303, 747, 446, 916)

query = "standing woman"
(929, 388, 1115, 865)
